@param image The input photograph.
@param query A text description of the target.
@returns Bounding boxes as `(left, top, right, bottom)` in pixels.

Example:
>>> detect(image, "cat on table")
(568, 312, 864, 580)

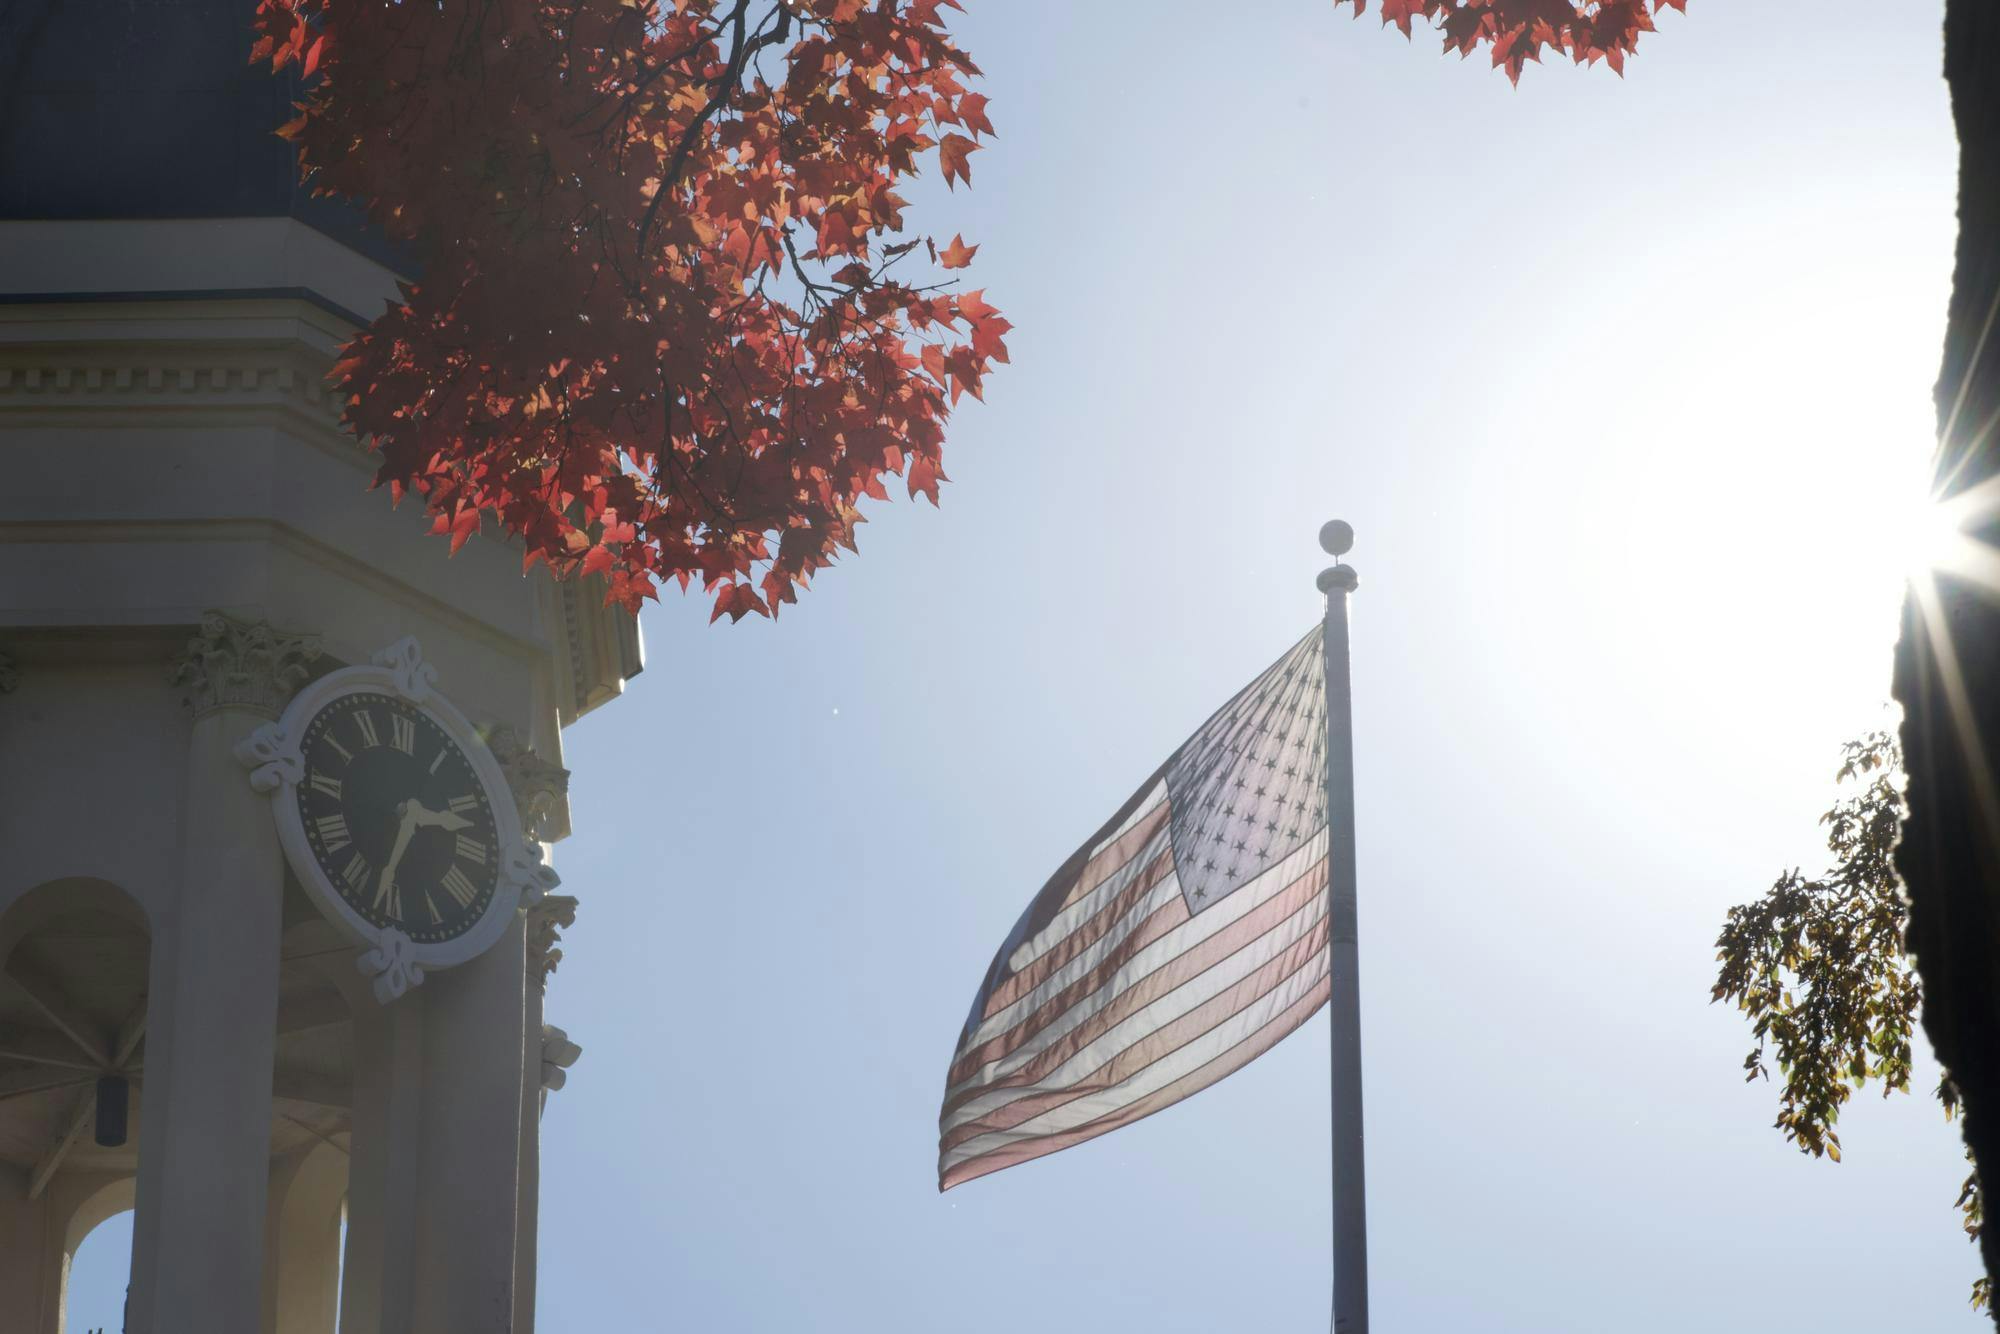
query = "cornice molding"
(556, 578, 645, 727)
(0, 351, 349, 428)
(0, 286, 373, 329)
(1, 519, 547, 666)
(1, 302, 641, 726)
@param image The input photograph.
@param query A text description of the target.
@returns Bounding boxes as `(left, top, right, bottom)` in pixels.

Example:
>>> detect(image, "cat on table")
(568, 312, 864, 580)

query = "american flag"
(939, 626, 1331, 1190)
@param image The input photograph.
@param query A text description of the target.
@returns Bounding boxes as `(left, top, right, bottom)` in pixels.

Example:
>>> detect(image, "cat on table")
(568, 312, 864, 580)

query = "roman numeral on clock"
(315, 814, 351, 853)
(353, 711, 381, 749)
(447, 794, 480, 816)
(309, 772, 343, 800)
(454, 835, 487, 865)
(323, 734, 354, 764)
(390, 716, 415, 754)
(440, 864, 479, 909)
(341, 851, 369, 891)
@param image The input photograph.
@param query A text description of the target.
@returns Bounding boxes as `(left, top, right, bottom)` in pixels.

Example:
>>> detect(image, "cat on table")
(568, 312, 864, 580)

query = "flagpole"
(1317, 519, 1368, 1334)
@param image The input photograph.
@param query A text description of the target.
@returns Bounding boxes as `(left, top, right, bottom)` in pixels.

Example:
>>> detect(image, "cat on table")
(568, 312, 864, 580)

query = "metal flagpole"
(1317, 519, 1368, 1334)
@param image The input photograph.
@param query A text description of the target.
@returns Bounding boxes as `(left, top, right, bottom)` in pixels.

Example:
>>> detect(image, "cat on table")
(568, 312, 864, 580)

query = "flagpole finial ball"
(1318, 520, 1354, 557)
(1316, 564, 1359, 594)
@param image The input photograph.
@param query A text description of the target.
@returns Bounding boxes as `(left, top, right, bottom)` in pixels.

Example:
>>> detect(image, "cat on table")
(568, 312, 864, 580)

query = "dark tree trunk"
(1893, 0, 2000, 1319)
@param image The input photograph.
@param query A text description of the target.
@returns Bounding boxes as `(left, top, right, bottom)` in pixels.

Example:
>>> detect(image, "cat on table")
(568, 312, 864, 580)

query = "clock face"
(293, 690, 502, 944)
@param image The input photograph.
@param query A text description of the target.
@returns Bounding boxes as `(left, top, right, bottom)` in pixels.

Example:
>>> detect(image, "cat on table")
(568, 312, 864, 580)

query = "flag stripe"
(944, 855, 1328, 1111)
(940, 912, 1331, 1150)
(1085, 779, 1170, 860)
(947, 892, 1192, 1087)
(939, 974, 1332, 1190)
(1004, 792, 1171, 976)
(985, 826, 1174, 1014)
(961, 872, 1185, 1053)
(949, 950, 1329, 1157)
(952, 836, 1328, 1096)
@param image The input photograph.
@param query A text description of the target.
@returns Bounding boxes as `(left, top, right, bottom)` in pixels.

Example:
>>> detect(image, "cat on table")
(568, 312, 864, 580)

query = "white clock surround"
(237, 636, 562, 1003)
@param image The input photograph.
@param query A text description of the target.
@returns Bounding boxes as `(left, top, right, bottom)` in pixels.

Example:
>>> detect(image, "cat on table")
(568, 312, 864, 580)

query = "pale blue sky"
(68, 2, 1981, 1329)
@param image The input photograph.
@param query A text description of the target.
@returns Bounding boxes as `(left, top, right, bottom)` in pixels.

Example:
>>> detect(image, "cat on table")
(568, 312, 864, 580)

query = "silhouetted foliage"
(1713, 732, 1988, 1310)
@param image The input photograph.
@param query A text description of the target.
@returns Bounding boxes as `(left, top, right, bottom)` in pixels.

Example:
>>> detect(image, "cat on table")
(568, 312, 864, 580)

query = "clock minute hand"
(375, 802, 420, 910)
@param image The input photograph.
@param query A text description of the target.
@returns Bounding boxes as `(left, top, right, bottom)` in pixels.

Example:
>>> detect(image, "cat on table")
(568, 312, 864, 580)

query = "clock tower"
(0, 4, 640, 1332)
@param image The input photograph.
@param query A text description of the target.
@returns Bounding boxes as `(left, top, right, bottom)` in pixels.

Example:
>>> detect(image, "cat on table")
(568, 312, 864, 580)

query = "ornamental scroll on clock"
(235, 637, 561, 1004)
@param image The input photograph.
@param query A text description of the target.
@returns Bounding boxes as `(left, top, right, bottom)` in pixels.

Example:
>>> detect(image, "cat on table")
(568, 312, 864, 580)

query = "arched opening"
(267, 1138, 347, 1334)
(0, 879, 150, 1334)
(65, 1204, 133, 1334)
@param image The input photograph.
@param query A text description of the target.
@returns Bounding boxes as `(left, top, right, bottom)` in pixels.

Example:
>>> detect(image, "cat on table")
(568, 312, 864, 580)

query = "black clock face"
(294, 690, 502, 944)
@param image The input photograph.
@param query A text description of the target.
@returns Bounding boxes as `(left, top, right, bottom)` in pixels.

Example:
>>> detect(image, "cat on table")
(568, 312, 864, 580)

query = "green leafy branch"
(1711, 731, 1988, 1311)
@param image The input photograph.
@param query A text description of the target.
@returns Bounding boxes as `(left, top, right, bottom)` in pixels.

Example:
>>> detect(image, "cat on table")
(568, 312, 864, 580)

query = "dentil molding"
(0, 353, 352, 441)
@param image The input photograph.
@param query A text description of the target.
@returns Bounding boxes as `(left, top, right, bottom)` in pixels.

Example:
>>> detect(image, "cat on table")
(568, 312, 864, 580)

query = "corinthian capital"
(526, 894, 579, 994)
(169, 612, 320, 719)
(486, 724, 571, 843)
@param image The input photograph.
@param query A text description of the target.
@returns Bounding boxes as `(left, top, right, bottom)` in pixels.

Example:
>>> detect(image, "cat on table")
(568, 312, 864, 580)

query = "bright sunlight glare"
(1921, 473, 2000, 589)
(1456, 198, 1951, 789)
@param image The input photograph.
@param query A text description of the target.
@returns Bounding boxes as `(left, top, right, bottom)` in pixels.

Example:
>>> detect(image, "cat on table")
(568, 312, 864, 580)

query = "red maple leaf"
(252, 0, 1005, 621)
(938, 132, 980, 189)
(938, 233, 979, 269)
(1336, 0, 1687, 82)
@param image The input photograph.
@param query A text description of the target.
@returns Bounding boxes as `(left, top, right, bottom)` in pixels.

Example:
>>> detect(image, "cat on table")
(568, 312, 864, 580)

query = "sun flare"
(1911, 473, 2000, 590)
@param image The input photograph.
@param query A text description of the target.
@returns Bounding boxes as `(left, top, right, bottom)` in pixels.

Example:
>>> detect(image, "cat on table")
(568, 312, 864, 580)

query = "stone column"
(337, 988, 423, 1334)
(515, 896, 579, 1334)
(0, 664, 56, 1328)
(493, 727, 572, 1334)
(129, 613, 316, 1334)
(408, 913, 528, 1334)
(0, 1173, 62, 1334)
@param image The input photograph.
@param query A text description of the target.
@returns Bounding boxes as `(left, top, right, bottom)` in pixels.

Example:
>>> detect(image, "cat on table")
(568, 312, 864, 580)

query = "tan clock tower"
(0, 3, 640, 1332)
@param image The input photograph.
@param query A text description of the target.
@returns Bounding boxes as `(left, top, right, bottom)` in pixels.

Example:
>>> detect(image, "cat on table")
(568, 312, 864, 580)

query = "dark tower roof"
(0, 0, 408, 272)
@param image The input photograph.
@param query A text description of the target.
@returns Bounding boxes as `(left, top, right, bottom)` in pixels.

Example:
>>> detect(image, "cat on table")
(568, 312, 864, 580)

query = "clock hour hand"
(405, 800, 473, 833)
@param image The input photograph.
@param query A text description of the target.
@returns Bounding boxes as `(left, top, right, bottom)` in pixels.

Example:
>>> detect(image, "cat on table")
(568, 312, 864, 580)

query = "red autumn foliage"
(252, 0, 1007, 619)
(1336, 0, 1688, 81)
(937, 233, 978, 270)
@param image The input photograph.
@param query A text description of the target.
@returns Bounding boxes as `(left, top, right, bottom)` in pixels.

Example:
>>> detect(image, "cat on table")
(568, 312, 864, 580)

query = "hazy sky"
(66, 2, 1979, 1329)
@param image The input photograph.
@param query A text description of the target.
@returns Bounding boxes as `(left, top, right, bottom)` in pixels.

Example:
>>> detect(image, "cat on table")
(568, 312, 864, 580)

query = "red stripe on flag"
(940, 916, 1330, 1151)
(981, 838, 1174, 1018)
(1056, 797, 1172, 912)
(946, 894, 1191, 1088)
(939, 974, 1333, 1191)
(944, 861, 1328, 1119)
